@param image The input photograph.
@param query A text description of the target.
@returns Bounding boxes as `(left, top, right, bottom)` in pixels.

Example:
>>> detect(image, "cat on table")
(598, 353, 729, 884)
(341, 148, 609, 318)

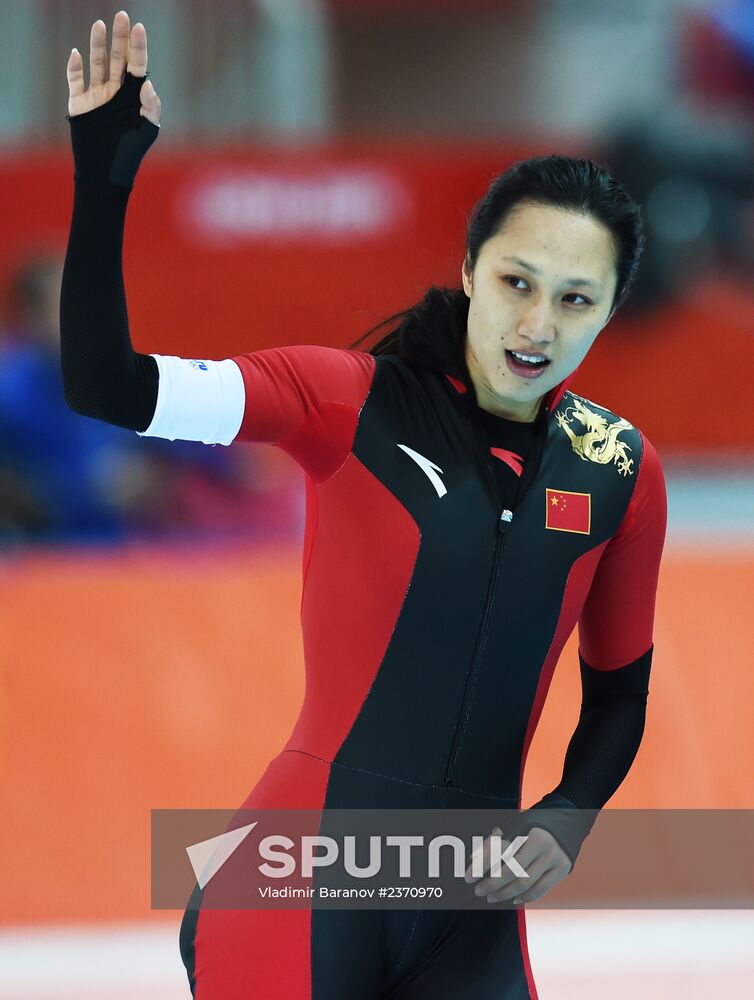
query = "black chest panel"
(336, 355, 642, 799)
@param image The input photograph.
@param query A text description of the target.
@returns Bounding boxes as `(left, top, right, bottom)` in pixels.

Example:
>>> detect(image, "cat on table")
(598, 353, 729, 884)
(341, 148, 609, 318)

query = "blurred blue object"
(713, 0, 754, 61)
(0, 251, 289, 548)
(0, 332, 145, 544)
(0, 327, 292, 547)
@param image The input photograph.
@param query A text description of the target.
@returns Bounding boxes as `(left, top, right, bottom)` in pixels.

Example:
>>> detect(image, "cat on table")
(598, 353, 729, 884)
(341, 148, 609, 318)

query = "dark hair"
(350, 154, 645, 385)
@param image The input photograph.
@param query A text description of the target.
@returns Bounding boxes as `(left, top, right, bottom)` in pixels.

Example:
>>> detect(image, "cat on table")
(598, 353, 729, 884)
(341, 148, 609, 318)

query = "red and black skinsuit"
(60, 74, 667, 999)
(173, 345, 666, 999)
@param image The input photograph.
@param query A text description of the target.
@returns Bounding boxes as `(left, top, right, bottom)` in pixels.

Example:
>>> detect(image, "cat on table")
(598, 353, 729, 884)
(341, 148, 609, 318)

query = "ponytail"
(350, 286, 471, 385)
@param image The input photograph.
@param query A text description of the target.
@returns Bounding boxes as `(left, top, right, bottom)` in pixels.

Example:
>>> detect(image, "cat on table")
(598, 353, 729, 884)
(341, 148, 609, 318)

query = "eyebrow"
(499, 256, 600, 290)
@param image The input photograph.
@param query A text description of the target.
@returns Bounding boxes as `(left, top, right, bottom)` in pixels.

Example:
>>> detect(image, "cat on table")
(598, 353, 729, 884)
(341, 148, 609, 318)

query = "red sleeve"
(578, 432, 668, 670)
(231, 345, 376, 482)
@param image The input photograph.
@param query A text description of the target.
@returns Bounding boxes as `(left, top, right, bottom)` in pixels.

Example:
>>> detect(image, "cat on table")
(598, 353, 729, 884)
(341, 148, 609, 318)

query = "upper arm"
(138, 345, 376, 481)
(578, 432, 668, 670)
(136, 354, 245, 444)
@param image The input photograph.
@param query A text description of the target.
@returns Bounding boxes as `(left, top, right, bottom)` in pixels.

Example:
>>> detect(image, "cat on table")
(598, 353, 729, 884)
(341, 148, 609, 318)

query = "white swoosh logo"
(397, 443, 447, 498)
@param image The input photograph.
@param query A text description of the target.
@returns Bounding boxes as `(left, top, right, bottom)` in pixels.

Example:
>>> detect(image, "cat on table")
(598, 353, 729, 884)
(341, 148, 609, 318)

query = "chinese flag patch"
(545, 488, 591, 535)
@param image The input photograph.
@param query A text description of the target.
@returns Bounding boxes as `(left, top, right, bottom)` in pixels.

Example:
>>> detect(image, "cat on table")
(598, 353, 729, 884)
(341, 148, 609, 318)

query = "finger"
(465, 832, 508, 882)
(140, 78, 161, 126)
(89, 19, 108, 87)
(475, 840, 541, 895)
(513, 827, 572, 879)
(127, 21, 148, 77)
(510, 867, 563, 905)
(466, 827, 531, 884)
(109, 9, 130, 84)
(484, 857, 551, 903)
(475, 855, 552, 896)
(66, 47, 85, 100)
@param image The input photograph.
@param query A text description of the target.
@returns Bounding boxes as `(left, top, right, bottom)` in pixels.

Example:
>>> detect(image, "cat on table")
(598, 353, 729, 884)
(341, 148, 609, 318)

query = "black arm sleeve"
(60, 182, 158, 430)
(59, 71, 160, 432)
(505, 645, 653, 870)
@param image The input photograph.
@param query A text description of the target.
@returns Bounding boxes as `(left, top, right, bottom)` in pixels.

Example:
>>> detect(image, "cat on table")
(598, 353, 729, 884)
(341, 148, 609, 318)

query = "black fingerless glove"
(66, 71, 160, 189)
(501, 793, 597, 874)
(60, 71, 160, 429)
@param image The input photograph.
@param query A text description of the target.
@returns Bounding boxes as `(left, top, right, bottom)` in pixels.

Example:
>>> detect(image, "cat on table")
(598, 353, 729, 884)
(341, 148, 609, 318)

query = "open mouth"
(504, 349, 551, 379)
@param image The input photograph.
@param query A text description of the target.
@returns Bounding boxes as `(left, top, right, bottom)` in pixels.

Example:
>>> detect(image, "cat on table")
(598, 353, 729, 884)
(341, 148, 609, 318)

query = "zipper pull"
(499, 509, 513, 532)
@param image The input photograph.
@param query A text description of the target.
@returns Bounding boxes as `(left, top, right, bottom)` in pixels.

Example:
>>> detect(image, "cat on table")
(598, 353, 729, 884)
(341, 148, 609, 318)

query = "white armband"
(137, 355, 245, 445)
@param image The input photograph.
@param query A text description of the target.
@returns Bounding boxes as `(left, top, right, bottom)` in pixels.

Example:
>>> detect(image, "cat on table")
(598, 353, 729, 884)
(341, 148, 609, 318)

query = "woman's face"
(462, 200, 619, 421)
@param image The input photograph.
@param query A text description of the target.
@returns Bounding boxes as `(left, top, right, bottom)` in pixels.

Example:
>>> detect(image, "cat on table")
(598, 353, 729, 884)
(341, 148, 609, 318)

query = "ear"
(461, 257, 473, 298)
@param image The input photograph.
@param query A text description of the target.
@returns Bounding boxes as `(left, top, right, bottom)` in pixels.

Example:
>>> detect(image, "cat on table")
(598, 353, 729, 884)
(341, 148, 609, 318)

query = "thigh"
(181, 888, 387, 999)
(311, 907, 385, 999)
(188, 900, 317, 999)
(383, 907, 533, 1000)
(181, 751, 337, 998)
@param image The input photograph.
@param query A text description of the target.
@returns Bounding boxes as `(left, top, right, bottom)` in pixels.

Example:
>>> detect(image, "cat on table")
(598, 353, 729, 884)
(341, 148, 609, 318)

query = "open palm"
(66, 10, 160, 124)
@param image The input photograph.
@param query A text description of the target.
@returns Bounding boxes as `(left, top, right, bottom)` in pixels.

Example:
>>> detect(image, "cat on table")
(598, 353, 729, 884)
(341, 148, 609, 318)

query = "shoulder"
(555, 390, 662, 480)
(558, 390, 637, 433)
(564, 391, 666, 527)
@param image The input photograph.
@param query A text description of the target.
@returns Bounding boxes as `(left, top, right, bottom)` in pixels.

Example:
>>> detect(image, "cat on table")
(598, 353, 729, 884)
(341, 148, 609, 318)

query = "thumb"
(139, 78, 161, 126)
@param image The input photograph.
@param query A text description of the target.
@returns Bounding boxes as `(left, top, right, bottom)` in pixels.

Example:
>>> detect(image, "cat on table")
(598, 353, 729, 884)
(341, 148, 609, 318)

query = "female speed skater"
(61, 12, 666, 998)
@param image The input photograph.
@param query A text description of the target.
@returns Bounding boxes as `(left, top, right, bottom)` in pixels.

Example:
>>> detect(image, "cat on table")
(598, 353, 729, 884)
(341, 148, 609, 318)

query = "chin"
(499, 380, 542, 399)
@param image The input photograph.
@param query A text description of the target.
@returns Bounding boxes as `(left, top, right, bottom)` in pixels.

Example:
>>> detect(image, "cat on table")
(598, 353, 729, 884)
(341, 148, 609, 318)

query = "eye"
(504, 275, 593, 306)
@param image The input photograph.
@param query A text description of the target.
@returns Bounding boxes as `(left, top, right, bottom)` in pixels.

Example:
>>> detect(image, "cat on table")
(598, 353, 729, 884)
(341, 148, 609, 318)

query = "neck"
(466, 353, 542, 423)
(477, 387, 542, 422)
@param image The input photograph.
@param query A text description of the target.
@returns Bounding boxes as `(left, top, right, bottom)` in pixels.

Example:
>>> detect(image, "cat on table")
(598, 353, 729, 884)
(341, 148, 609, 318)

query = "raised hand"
(66, 10, 160, 125)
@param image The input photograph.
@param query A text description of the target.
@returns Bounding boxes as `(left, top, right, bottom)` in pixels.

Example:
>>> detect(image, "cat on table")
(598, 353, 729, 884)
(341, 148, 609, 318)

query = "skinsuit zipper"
(442, 391, 550, 788)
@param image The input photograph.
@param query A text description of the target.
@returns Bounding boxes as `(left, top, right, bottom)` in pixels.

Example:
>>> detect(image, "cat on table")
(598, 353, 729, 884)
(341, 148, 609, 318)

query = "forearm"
(509, 646, 653, 869)
(548, 647, 651, 807)
(59, 70, 160, 431)
(60, 179, 158, 430)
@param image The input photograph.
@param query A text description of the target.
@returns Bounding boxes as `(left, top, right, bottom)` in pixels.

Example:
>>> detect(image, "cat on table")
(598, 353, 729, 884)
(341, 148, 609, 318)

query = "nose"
(517, 296, 556, 346)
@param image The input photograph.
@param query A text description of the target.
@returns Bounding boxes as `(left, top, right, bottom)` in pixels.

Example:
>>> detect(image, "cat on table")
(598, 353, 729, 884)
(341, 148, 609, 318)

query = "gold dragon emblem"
(555, 395, 635, 477)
